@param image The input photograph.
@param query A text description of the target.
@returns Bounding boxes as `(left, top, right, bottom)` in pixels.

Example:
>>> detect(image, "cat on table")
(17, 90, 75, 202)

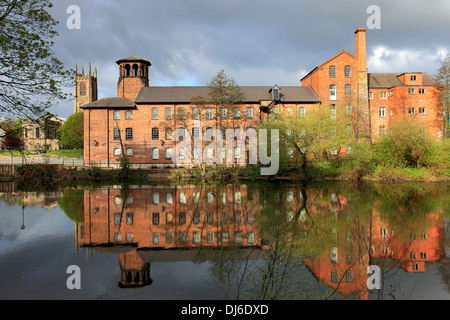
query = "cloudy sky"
(47, 0, 450, 119)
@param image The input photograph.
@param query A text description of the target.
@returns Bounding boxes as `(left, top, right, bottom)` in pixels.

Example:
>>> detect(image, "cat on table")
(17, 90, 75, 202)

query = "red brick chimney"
(354, 28, 371, 140)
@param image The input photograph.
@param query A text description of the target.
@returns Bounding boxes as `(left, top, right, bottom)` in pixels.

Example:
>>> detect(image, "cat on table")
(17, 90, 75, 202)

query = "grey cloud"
(47, 0, 450, 119)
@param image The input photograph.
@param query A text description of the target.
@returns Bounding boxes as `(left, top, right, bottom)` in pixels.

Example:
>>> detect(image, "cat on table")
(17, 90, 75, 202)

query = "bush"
(374, 116, 436, 168)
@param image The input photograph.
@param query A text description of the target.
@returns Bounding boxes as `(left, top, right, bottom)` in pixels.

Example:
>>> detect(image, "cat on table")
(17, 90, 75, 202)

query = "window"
(153, 233, 160, 245)
(166, 192, 173, 204)
(329, 65, 336, 78)
(114, 148, 121, 157)
(331, 272, 339, 284)
(408, 88, 415, 95)
(221, 107, 227, 118)
(419, 107, 426, 115)
(113, 128, 120, 140)
(419, 88, 426, 94)
(166, 231, 173, 243)
(391, 109, 394, 117)
(165, 148, 172, 160)
(132, 64, 138, 76)
(380, 92, 387, 99)
(178, 128, 186, 140)
(79, 82, 86, 96)
(178, 147, 186, 160)
(345, 65, 351, 77)
(193, 212, 200, 224)
(152, 107, 159, 120)
(330, 85, 337, 100)
(272, 87, 280, 101)
(410, 75, 417, 81)
(368, 92, 373, 99)
(234, 107, 241, 118)
(246, 107, 253, 118)
(124, 64, 131, 77)
(152, 147, 159, 160)
(286, 107, 293, 116)
(205, 108, 213, 120)
(234, 147, 241, 159)
(125, 111, 132, 120)
(379, 126, 386, 136)
(379, 107, 386, 118)
(35, 128, 40, 139)
(126, 213, 133, 225)
(178, 107, 186, 120)
(152, 213, 160, 225)
(152, 127, 159, 140)
(331, 247, 338, 263)
(192, 127, 200, 140)
(345, 84, 352, 96)
(420, 252, 428, 259)
(330, 104, 336, 119)
(125, 128, 133, 140)
(165, 107, 172, 120)
(114, 213, 121, 225)
(126, 148, 133, 156)
(165, 128, 172, 140)
(153, 192, 160, 204)
(389, 90, 394, 97)
(113, 110, 120, 120)
(192, 107, 200, 120)
(207, 232, 214, 243)
(345, 104, 352, 115)
(299, 107, 306, 117)
(409, 108, 415, 115)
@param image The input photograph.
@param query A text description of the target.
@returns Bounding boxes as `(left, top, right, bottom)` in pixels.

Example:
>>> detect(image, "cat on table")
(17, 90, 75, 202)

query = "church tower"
(74, 63, 98, 113)
(116, 56, 151, 102)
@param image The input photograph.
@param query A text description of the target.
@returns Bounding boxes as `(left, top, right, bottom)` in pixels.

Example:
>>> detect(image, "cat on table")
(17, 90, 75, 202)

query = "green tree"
(0, 0, 72, 119)
(58, 112, 84, 150)
(260, 104, 353, 176)
(435, 54, 450, 139)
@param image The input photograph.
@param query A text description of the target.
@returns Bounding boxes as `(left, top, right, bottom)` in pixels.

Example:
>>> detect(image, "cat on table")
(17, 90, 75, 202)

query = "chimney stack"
(354, 28, 371, 141)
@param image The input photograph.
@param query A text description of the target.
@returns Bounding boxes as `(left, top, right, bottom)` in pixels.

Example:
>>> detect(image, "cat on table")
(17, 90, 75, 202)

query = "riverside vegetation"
(7, 116, 450, 187)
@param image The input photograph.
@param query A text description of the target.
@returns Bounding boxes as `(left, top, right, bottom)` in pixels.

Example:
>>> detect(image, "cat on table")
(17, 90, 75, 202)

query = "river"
(0, 180, 449, 300)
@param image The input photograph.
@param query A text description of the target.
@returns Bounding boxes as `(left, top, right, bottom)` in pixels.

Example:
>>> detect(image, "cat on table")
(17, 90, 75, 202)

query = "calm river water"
(0, 180, 449, 300)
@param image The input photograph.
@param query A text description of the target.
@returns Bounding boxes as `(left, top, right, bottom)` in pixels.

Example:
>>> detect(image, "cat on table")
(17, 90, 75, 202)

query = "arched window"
(132, 64, 138, 76)
(125, 128, 133, 140)
(165, 128, 172, 140)
(345, 65, 352, 77)
(192, 107, 200, 120)
(165, 107, 172, 120)
(329, 65, 336, 78)
(124, 64, 131, 77)
(178, 107, 186, 120)
(79, 82, 86, 96)
(330, 85, 337, 100)
(152, 127, 159, 140)
(345, 84, 352, 96)
(140, 66, 145, 77)
(126, 148, 133, 156)
(152, 107, 159, 120)
(152, 147, 159, 160)
(114, 148, 121, 157)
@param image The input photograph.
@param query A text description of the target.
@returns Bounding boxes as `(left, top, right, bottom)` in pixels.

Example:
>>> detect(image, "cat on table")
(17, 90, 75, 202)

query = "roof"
(116, 56, 151, 66)
(135, 86, 320, 104)
(80, 97, 135, 109)
(300, 50, 356, 81)
(368, 73, 438, 88)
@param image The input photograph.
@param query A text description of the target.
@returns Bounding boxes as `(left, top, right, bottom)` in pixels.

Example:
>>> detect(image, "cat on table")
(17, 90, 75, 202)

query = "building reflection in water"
(73, 183, 447, 299)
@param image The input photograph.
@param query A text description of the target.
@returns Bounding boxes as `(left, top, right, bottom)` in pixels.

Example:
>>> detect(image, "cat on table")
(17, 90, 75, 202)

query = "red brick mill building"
(78, 28, 443, 167)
